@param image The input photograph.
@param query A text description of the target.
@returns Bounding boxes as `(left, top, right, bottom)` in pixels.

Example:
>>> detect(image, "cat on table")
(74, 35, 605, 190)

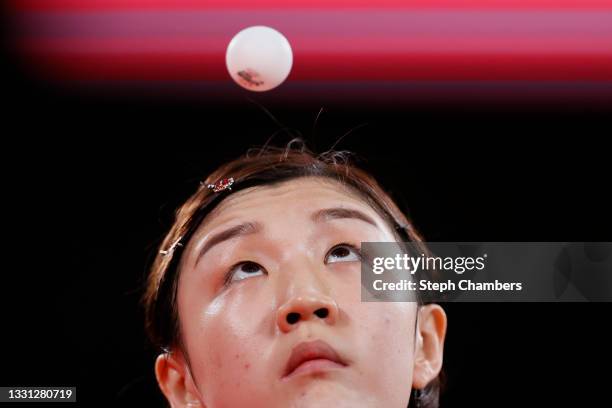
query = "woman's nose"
(276, 294, 339, 333)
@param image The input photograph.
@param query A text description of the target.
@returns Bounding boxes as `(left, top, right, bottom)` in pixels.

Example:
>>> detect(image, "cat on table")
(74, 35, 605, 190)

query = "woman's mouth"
(283, 340, 348, 380)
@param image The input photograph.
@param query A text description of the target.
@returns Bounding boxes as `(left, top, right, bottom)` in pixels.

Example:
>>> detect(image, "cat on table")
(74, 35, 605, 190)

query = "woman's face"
(160, 177, 443, 408)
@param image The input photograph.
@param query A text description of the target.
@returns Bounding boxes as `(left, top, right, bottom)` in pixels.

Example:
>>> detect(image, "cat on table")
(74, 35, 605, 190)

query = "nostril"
(314, 308, 329, 319)
(286, 312, 301, 324)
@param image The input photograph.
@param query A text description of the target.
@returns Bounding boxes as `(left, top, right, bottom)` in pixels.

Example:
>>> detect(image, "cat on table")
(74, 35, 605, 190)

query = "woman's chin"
(284, 381, 379, 408)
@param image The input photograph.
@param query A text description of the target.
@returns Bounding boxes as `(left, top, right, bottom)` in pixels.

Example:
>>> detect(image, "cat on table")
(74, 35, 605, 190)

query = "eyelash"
(222, 242, 362, 287)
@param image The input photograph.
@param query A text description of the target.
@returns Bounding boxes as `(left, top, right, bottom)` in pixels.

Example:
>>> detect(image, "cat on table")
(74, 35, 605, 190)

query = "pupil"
(334, 247, 349, 257)
(242, 262, 259, 273)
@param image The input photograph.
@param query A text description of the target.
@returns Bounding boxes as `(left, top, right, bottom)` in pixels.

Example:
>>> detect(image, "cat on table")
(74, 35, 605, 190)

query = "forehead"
(196, 176, 391, 235)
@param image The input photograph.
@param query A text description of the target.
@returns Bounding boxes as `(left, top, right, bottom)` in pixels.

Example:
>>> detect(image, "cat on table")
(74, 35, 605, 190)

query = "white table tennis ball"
(226, 26, 293, 92)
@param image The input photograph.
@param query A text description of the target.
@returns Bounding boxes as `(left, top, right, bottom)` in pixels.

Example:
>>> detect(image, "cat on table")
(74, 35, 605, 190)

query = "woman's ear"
(412, 304, 447, 389)
(155, 351, 205, 408)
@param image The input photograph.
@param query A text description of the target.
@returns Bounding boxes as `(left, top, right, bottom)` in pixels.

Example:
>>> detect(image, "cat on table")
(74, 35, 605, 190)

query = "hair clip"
(206, 177, 235, 193)
(160, 236, 183, 257)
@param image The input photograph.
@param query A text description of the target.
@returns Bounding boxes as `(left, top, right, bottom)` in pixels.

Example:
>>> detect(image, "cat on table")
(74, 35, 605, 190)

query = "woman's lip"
(284, 358, 346, 379)
(283, 340, 347, 379)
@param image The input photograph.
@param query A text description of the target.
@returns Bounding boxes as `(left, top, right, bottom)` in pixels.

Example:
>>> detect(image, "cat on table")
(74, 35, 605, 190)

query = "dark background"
(2, 33, 612, 407)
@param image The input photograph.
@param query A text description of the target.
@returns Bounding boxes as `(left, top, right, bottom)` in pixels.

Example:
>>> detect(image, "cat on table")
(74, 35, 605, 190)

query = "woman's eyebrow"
(195, 207, 377, 266)
(311, 207, 378, 228)
(195, 221, 262, 266)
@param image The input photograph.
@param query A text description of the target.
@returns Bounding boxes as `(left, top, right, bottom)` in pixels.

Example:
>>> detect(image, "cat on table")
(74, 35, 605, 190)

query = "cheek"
(179, 282, 276, 404)
(330, 266, 416, 357)
(351, 301, 417, 396)
(328, 267, 416, 395)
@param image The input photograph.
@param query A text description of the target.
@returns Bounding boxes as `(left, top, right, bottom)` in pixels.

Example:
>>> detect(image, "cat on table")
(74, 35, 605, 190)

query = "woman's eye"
(326, 243, 362, 264)
(227, 261, 266, 283)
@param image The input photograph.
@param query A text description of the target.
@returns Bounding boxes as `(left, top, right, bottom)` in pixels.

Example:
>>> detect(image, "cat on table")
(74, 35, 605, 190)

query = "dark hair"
(144, 139, 441, 407)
